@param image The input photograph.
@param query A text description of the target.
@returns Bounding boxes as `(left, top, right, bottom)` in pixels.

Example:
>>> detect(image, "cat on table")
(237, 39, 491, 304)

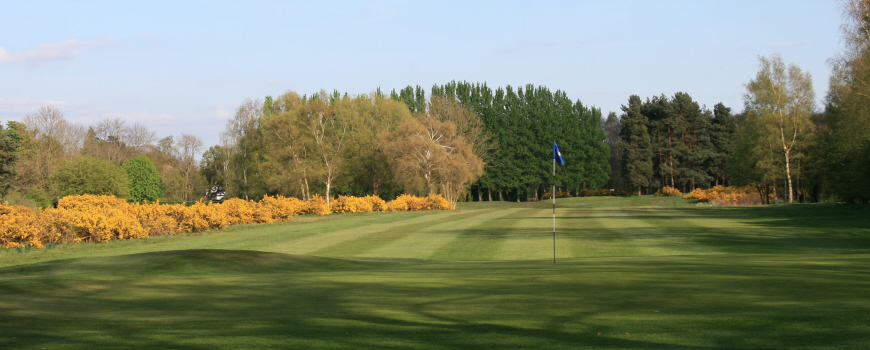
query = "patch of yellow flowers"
(685, 185, 759, 205)
(655, 186, 683, 196)
(0, 193, 452, 249)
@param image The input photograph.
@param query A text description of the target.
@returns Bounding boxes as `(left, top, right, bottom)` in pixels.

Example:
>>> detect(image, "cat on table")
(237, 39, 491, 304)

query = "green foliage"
(0, 123, 19, 198)
(743, 54, 815, 203)
(616, 93, 736, 196)
(25, 188, 51, 208)
(710, 103, 737, 186)
(124, 156, 164, 202)
(0, 190, 37, 207)
(821, 0, 870, 203)
(52, 156, 130, 199)
(618, 95, 654, 195)
(426, 81, 610, 200)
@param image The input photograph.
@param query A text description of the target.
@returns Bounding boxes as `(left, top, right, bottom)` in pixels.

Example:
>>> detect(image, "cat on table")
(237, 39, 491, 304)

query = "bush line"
(0, 193, 453, 249)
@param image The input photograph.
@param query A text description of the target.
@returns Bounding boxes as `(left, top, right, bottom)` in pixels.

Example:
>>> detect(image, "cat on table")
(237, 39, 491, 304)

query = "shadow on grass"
(1, 250, 869, 349)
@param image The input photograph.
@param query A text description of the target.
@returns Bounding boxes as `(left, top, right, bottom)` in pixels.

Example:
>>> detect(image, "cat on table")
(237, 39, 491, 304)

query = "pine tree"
(0, 123, 19, 198)
(619, 95, 654, 195)
(710, 103, 736, 186)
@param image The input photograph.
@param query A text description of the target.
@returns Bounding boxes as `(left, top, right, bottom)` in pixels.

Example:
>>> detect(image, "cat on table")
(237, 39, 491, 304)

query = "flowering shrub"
(656, 187, 682, 196)
(685, 186, 761, 205)
(426, 193, 453, 210)
(0, 193, 451, 249)
(330, 195, 374, 214)
(541, 192, 571, 200)
(0, 204, 42, 248)
(388, 194, 426, 211)
(129, 202, 181, 236)
(258, 195, 303, 221)
(363, 195, 388, 212)
(180, 202, 229, 232)
(305, 194, 332, 216)
(58, 195, 148, 242)
(219, 198, 262, 225)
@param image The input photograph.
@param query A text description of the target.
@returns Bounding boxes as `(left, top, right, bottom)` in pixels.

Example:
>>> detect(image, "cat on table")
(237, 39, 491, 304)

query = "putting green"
(1, 197, 869, 349)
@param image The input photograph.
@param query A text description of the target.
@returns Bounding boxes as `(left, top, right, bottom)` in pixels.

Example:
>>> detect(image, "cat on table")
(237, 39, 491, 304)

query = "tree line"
(396, 82, 610, 201)
(606, 56, 820, 203)
(605, 0, 870, 204)
(5, 0, 870, 206)
(0, 105, 206, 206)
(202, 82, 610, 205)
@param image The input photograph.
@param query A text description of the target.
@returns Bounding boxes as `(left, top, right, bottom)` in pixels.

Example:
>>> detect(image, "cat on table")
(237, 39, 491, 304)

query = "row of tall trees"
(203, 91, 485, 206)
(207, 82, 610, 204)
(422, 82, 610, 201)
(4, 82, 608, 207)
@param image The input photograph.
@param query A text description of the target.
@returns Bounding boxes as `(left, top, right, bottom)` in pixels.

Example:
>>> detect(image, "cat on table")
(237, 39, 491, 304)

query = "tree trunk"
(325, 175, 332, 204)
(304, 178, 310, 201)
(638, 185, 642, 196)
(784, 148, 793, 203)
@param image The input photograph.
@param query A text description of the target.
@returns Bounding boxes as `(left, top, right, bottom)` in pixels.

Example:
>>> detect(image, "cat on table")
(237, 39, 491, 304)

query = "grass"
(1, 196, 869, 349)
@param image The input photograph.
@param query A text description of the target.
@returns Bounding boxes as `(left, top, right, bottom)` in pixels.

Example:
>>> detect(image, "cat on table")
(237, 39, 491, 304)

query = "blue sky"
(1, 1, 842, 147)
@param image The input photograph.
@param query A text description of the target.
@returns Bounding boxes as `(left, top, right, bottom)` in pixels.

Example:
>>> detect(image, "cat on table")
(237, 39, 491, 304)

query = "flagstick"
(553, 156, 556, 264)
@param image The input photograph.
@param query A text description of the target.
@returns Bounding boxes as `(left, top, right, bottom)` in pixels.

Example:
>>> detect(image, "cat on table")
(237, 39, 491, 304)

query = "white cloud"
(0, 97, 65, 116)
(213, 109, 232, 118)
(0, 38, 115, 65)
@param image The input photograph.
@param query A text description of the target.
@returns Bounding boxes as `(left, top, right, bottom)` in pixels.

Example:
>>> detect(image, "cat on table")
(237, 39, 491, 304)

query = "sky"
(0, 0, 844, 148)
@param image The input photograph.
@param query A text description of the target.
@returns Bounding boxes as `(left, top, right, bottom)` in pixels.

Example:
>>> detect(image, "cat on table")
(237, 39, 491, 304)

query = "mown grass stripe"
(428, 208, 529, 261)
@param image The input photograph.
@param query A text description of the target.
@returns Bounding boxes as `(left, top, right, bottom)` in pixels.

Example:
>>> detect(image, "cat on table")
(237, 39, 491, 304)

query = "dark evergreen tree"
(619, 95, 654, 195)
(710, 103, 737, 186)
(602, 112, 624, 189)
(0, 123, 20, 198)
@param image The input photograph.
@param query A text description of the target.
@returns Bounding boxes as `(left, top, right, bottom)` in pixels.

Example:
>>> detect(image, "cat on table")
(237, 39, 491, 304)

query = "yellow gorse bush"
(0, 193, 451, 248)
(0, 203, 42, 248)
(685, 185, 761, 205)
(656, 186, 682, 196)
(57, 195, 148, 243)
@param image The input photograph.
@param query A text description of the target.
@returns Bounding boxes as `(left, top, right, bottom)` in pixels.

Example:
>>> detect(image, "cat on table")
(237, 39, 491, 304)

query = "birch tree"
(384, 116, 483, 207)
(744, 54, 815, 203)
(306, 95, 349, 204)
(263, 91, 316, 200)
(176, 133, 203, 200)
(222, 98, 263, 200)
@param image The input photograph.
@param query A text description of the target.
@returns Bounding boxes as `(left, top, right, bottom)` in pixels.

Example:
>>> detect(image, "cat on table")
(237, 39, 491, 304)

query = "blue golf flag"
(553, 141, 564, 167)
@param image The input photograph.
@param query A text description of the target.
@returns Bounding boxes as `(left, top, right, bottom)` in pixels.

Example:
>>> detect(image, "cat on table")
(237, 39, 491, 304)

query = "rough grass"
(1, 196, 869, 349)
